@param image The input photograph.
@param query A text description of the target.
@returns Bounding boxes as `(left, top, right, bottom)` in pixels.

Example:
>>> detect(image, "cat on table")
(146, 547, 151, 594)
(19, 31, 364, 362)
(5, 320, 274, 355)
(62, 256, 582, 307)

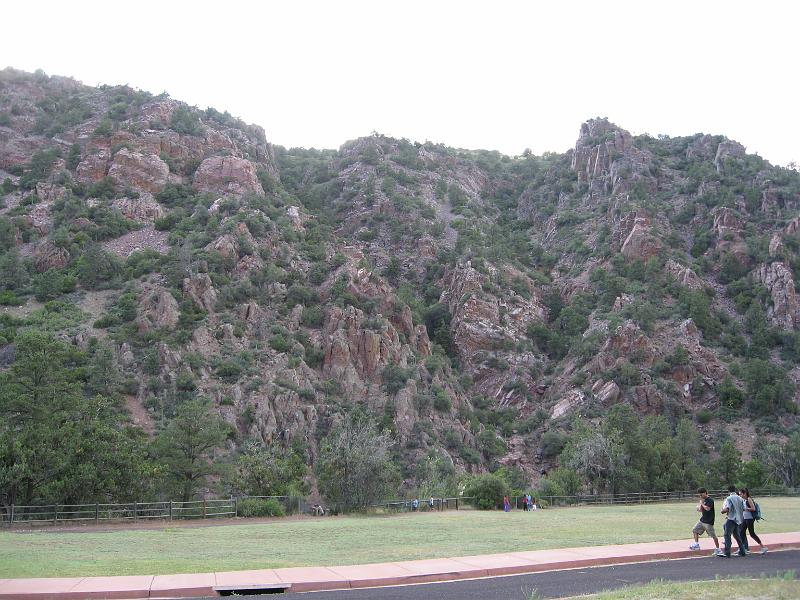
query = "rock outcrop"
(112, 193, 166, 222)
(714, 141, 746, 174)
(136, 285, 180, 333)
(755, 262, 799, 330)
(33, 240, 70, 272)
(321, 305, 419, 399)
(193, 156, 264, 197)
(614, 212, 661, 262)
(665, 259, 704, 290)
(183, 273, 218, 312)
(440, 262, 545, 359)
(76, 148, 111, 184)
(108, 149, 169, 193)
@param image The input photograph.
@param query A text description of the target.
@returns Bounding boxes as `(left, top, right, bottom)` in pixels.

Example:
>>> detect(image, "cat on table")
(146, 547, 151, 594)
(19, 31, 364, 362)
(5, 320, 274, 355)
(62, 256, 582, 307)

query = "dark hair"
(727, 485, 737, 493)
(697, 487, 707, 494)
(740, 488, 750, 497)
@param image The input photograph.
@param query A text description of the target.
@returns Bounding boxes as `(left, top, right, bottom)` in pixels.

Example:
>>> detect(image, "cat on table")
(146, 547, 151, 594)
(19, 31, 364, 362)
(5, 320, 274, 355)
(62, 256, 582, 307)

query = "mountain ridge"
(1, 66, 799, 505)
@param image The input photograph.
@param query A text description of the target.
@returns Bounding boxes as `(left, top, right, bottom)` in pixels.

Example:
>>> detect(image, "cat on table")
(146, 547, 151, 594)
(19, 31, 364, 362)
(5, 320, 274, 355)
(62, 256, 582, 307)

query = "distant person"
(412, 498, 419, 512)
(503, 495, 511, 512)
(740, 488, 768, 554)
(522, 494, 529, 511)
(531, 496, 538, 511)
(689, 488, 722, 555)
(719, 485, 746, 558)
(429, 497, 434, 510)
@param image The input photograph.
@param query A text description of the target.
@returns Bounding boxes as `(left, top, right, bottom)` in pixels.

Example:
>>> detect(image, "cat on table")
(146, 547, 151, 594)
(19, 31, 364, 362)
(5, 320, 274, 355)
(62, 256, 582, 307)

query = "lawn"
(567, 574, 800, 599)
(1, 498, 798, 578)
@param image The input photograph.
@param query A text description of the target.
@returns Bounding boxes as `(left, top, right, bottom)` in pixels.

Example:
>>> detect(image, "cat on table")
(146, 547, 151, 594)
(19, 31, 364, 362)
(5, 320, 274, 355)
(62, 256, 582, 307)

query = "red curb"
(2, 533, 798, 599)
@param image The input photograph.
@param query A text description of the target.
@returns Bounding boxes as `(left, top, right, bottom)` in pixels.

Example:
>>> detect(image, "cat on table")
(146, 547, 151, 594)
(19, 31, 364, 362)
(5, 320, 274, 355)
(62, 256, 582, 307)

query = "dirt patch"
(103, 225, 170, 257)
(724, 420, 759, 457)
(125, 394, 155, 435)
(0, 296, 44, 319)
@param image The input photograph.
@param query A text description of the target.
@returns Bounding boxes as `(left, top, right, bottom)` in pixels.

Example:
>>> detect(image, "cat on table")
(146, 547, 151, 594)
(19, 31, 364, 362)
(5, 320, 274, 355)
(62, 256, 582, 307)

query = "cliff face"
(2, 68, 800, 489)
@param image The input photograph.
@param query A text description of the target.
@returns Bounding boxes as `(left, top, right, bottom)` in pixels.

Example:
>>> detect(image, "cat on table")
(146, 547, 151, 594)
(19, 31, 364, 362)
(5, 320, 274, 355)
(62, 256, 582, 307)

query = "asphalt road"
(258, 549, 798, 599)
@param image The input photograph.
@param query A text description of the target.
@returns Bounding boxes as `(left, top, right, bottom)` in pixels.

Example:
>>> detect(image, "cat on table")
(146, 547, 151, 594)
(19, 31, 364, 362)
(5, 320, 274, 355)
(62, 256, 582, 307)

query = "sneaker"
(689, 543, 701, 550)
(714, 549, 725, 556)
(760, 547, 769, 554)
(744, 549, 751, 554)
(716, 552, 729, 558)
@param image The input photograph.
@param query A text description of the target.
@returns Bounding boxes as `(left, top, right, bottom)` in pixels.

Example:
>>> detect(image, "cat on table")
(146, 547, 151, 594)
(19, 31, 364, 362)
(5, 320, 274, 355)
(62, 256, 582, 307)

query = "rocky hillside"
(1, 67, 799, 496)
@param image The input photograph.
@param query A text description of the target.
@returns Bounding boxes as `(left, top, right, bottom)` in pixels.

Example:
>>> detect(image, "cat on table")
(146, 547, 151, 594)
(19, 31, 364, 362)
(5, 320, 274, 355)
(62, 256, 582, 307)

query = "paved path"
(1, 532, 798, 599)
(289, 549, 800, 599)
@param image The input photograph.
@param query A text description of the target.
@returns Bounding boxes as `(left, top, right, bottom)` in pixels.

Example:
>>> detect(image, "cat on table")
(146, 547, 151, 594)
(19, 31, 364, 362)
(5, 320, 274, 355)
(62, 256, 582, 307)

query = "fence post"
(9, 504, 13, 525)
(297, 497, 301, 515)
(456, 498, 459, 510)
(202, 499, 207, 519)
(169, 500, 173, 521)
(134, 502, 138, 522)
(234, 497, 238, 518)
(54, 505, 58, 524)
(95, 503, 99, 525)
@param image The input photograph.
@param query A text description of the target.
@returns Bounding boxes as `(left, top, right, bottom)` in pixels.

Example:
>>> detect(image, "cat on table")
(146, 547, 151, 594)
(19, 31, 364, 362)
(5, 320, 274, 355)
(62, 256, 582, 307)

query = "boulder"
(620, 216, 661, 262)
(35, 182, 67, 202)
(135, 285, 180, 333)
(193, 156, 264, 196)
(593, 380, 621, 404)
(112, 192, 166, 222)
(76, 148, 111, 184)
(712, 207, 743, 238)
(108, 148, 169, 193)
(34, 240, 69, 272)
(183, 273, 217, 312)
(664, 259, 704, 290)
(551, 389, 585, 419)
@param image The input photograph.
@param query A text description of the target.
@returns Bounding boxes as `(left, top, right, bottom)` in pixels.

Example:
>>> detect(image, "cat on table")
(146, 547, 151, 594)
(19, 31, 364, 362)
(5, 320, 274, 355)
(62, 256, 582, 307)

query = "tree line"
(2, 333, 798, 514)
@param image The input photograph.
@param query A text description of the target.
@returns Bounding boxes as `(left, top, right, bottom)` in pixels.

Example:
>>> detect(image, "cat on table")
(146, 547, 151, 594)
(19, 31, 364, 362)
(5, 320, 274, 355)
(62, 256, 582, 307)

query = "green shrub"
(269, 334, 293, 353)
(540, 431, 567, 457)
(695, 408, 713, 424)
(170, 105, 202, 135)
(478, 428, 507, 460)
(236, 498, 286, 518)
(463, 473, 510, 510)
(382, 364, 413, 395)
(301, 305, 324, 328)
(0, 291, 24, 306)
(432, 386, 452, 412)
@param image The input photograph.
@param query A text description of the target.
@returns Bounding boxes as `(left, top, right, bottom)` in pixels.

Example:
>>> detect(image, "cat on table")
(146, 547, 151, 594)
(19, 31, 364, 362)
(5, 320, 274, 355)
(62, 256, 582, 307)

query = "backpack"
(753, 501, 763, 521)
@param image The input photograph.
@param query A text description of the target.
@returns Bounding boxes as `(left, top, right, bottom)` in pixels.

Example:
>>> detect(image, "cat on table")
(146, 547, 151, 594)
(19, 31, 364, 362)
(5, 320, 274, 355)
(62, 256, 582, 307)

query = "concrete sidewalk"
(2, 532, 798, 599)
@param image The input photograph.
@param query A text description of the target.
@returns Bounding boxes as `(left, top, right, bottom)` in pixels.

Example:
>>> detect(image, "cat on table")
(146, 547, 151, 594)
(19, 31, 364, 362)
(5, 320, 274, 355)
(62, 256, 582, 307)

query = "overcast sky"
(2, 1, 797, 166)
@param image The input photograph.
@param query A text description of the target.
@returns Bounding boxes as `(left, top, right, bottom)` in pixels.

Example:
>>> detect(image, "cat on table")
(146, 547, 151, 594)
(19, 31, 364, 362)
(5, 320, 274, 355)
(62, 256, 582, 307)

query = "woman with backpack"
(739, 488, 768, 554)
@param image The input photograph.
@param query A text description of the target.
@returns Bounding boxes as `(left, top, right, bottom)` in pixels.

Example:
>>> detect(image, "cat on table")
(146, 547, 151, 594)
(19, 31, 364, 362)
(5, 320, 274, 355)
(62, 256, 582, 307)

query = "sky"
(2, 1, 798, 166)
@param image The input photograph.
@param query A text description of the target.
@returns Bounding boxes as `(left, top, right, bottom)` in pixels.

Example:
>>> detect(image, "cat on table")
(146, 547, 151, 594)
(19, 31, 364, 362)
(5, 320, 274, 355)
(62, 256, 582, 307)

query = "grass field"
(566, 573, 799, 599)
(1, 498, 799, 578)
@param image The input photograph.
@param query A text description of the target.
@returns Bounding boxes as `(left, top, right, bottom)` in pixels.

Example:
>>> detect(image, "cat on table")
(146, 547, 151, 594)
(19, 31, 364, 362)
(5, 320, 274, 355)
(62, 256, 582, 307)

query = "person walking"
(503, 495, 511, 512)
(719, 485, 746, 558)
(689, 487, 722, 555)
(740, 488, 768, 554)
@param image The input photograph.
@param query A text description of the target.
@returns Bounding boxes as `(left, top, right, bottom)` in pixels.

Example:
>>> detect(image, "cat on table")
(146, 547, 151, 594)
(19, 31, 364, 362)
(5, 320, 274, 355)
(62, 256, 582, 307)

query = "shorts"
(692, 521, 716, 537)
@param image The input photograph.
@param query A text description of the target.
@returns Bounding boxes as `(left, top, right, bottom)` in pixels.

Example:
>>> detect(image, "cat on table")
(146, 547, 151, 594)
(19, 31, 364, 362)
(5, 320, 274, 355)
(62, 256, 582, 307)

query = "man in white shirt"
(719, 485, 746, 558)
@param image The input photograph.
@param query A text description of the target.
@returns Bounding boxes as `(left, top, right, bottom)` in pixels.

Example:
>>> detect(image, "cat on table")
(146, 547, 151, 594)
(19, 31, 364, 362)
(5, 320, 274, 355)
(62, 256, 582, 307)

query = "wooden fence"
(1, 496, 299, 526)
(3, 487, 796, 526)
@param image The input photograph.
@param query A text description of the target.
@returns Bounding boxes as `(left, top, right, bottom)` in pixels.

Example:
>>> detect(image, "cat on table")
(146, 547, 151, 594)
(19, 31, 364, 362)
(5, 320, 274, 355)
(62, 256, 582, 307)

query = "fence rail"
(3, 488, 797, 526)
